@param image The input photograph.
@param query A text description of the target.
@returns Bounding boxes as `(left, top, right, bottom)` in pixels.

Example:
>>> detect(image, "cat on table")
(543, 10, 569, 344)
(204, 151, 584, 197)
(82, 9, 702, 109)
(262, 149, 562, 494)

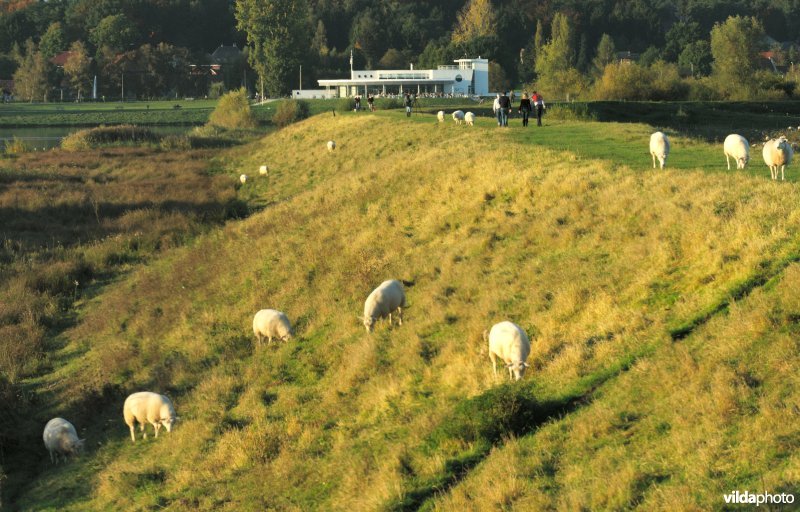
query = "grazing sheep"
(259, 165, 268, 176)
(252, 309, 293, 346)
(649, 131, 670, 170)
(327, 140, 336, 152)
(437, 111, 445, 123)
(464, 112, 476, 126)
(123, 392, 177, 442)
(239, 174, 248, 184)
(452, 110, 465, 125)
(724, 134, 750, 170)
(763, 136, 793, 180)
(362, 279, 407, 333)
(43, 418, 84, 464)
(484, 321, 531, 381)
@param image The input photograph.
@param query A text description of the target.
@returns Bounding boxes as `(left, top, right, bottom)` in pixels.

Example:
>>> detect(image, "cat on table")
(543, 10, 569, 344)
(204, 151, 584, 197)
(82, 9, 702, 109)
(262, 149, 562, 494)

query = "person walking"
(532, 91, 546, 126)
(518, 92, 532, 127)
(492, 93, 501, 126)
(367, 94, 375, 112)
(354, 95, 361, 111)
(498, 91, 511, 127)
(404, 92, 412, 117)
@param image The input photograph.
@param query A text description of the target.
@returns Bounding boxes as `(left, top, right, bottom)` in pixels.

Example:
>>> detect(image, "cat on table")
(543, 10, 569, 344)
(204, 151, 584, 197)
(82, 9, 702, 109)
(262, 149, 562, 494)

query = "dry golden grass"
(10, 113, 800, 510)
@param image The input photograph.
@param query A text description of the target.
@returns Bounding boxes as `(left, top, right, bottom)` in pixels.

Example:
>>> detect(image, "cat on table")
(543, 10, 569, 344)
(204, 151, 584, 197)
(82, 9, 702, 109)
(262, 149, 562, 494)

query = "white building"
(317, 57, 489, 98)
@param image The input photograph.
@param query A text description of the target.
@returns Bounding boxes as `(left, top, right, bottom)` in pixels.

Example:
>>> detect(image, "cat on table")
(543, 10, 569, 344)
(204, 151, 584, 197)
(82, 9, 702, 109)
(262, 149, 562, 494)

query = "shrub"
(208, 82, 225, 99)
(272, 100, 310, 128)
(3, 137, 30, 156)
(593, 62, 653, 100)
(61, 125, 160, 151)
(207, 88, 257, 130)
(159, 135, 192, 151)
(335, 97, 355, 112)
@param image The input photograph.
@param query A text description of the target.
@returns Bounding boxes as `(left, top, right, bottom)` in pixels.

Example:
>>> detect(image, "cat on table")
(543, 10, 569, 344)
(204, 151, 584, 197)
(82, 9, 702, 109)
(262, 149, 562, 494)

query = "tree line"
(2, 0, 800, 101)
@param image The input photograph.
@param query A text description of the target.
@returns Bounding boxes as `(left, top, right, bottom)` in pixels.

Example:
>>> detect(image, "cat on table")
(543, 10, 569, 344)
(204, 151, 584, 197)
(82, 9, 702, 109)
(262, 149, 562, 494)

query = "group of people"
(493, 91, 545, 127)
(353, 94, 376, 112)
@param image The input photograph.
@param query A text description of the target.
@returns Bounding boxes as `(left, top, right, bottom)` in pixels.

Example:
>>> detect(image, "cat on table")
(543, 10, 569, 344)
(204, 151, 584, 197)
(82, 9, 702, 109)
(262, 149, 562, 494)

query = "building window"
(455, 74, 463, 82)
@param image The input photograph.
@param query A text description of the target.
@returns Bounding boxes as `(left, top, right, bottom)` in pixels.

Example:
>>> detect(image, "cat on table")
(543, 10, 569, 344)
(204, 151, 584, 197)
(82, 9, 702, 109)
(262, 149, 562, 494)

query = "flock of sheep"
(649, 130, 794, 179)
(43, 111, 794, 466)
(42, 278, 530, 464)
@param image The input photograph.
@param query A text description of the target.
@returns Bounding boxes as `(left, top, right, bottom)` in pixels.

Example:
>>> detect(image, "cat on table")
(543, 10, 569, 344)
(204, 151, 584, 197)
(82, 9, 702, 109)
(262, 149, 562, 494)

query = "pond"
(0, 125, 193, 151)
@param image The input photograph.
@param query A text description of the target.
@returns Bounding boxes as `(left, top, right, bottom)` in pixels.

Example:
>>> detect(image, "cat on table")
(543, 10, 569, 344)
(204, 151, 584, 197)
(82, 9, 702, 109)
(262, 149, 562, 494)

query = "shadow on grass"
(388, 347, 652, 511)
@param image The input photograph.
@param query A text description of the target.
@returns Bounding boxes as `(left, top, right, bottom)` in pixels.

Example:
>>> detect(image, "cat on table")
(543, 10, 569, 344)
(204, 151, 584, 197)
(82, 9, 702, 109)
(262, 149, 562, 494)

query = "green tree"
(39, 22, 65, 60)
(63, 40, 91, 101)
(235, 0, 311, 98)
(710, 16, 764, 97)
(12, 39, 50, 102)
(592, 34, 616, 76)
(89, 14, 139, 55)
(417, 40, 449, 70)
(535, 13, 583, 99)
(311, 20, 329, 57)
(378, 48, 407, 69)
(351, 10, 383, 69)
(451, 0, 498, 46)
(664, 21, 701, 62)
(679, 40, 712, 77)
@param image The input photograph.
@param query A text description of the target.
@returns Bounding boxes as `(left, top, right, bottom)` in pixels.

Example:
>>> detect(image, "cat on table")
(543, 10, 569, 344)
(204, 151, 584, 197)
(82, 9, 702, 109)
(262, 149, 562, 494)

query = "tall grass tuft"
(272, 100, 310, 128)
(207, 88, 257, 130)
(3, 137, 30, 156)
(61, 125, 160, 151)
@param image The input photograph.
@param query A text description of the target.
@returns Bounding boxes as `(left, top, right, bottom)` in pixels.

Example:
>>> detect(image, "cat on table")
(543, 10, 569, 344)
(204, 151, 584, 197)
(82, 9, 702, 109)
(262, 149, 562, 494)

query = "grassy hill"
(4, 111, 800, 510)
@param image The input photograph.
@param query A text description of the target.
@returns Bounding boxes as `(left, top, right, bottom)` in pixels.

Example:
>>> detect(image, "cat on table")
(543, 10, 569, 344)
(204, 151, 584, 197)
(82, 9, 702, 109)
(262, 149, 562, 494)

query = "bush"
(159, 135, 192, 151)
(3, 137, 30, 156)
(335, 97, 355, 112)
(207, 88, 257, 130)
(61, 125, 160, 151)
(208, 82, 225, 99)
(272, 100, 310, 128)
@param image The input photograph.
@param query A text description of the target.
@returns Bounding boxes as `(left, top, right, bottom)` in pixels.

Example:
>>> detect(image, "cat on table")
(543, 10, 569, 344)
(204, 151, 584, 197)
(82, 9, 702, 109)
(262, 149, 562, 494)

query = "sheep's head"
(161, 415, 176, 433)
(362, 316, 375, 333)
(506, 361, 530, 381)
(66, 437, 85, 456)
(738, 155, 749, 169)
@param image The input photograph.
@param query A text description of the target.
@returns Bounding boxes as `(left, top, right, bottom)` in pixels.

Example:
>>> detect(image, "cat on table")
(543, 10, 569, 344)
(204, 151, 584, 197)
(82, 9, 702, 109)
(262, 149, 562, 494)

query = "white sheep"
(484, 321, 531, 381)
(464, 112, 475, 126)
(649, 131, 670, 170)
(452, 110, 465, 125)
(437, 111, 445, 123)
(724, 134, 750, 170)
(763, 136, 793, 180)
(327, 140, 336, 152)
(252, 309, 293, 346)
(362, 279, 407, 333)
(239, 174, 247, 184)
(123, 392, 177, 442)
(43, 418, 84, 464)
(259, 165, 268, 176)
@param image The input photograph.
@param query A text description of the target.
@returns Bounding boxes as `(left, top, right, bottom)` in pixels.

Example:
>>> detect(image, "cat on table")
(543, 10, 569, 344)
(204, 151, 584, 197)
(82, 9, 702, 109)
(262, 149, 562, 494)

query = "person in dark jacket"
(404, 92, 412, 117)
(532, 91, 546, 126)
(518, 93, 532, 127)
(498, 91, 511, 127)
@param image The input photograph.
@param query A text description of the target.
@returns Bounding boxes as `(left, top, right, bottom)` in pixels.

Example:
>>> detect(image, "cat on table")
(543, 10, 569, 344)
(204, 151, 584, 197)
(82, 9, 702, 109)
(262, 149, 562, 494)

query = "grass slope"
(8, 112, 800, 511)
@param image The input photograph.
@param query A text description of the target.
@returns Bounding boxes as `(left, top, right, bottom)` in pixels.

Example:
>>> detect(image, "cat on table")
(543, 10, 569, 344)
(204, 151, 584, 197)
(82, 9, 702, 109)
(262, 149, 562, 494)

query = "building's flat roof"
(319, 78, 456, 86)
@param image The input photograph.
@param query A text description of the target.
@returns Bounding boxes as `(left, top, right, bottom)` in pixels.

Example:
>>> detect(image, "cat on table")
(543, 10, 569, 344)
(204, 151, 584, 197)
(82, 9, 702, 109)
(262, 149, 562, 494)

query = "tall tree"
(12, 39, 49, 102)
(592, 33, 616, 75)
(235, 0, 311, 98)
(535, 12, 583, 98)
(710, 15, 764, 96)
(89, 14, 139, 55)
(62, 40, 91, 100)
(38, 21, 64, 60)
(451, 0, 498, 46)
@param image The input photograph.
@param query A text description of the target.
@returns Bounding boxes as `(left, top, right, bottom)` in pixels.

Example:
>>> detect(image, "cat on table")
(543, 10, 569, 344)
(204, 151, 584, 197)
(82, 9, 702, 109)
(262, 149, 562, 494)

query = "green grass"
(4, 108, 800, 511)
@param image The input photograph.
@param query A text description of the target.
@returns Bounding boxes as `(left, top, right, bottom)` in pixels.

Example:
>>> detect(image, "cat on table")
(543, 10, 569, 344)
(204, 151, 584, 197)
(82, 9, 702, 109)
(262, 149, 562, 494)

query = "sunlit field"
(3, 110, 800, 511)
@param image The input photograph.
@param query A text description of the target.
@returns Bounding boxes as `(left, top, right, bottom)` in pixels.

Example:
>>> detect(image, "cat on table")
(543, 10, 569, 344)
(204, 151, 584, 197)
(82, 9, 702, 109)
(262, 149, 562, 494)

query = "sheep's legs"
(490, 352, 498, 378)
(651, 154, 656, 169)
(396, 307, 403, 325)
(726, 155, 731, 170)
(154, 422, 161, 438)
(129, 424, 136, 442)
